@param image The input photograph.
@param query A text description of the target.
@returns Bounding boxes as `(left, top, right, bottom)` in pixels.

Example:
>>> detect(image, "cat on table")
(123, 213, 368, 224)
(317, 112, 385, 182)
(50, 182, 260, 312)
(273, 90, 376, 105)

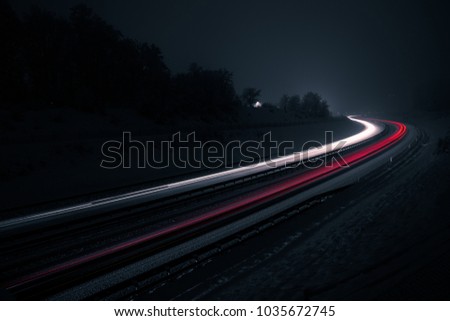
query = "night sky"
(10, 0, 450, 113)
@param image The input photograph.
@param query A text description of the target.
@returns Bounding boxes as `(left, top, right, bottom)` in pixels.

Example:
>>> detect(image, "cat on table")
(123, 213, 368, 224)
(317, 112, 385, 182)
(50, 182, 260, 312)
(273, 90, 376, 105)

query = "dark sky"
(11, 0, 450, 113)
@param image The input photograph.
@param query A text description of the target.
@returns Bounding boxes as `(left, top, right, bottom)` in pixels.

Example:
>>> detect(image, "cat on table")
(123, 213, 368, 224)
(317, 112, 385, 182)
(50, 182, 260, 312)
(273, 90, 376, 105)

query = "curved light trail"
(0, 116, 383, 231)
(4, 118, 406, 290)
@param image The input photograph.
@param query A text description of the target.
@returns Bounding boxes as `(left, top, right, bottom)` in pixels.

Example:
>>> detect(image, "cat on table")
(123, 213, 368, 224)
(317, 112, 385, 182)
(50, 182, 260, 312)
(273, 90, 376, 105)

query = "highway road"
(0, 116, 415, 300)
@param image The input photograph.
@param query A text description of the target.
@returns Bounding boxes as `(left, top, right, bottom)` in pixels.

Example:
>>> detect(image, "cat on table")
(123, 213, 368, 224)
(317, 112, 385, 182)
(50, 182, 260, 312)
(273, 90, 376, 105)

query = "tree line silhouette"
(0, 1, 330, 123)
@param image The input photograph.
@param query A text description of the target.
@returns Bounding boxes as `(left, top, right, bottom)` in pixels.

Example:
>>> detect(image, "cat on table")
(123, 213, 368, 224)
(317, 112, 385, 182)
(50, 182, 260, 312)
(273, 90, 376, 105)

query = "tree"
(241, 87, 261, 108)
(15, 3, 171, 113)
(172, 63, 240, 121)
(278, 94, 289, 113)
(22, 5, 75, 106)
(300, 92, 330, 118)
(287, 95, 301, 115)
(261, 102, 277, 112)
(0, 0, 24, 105)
